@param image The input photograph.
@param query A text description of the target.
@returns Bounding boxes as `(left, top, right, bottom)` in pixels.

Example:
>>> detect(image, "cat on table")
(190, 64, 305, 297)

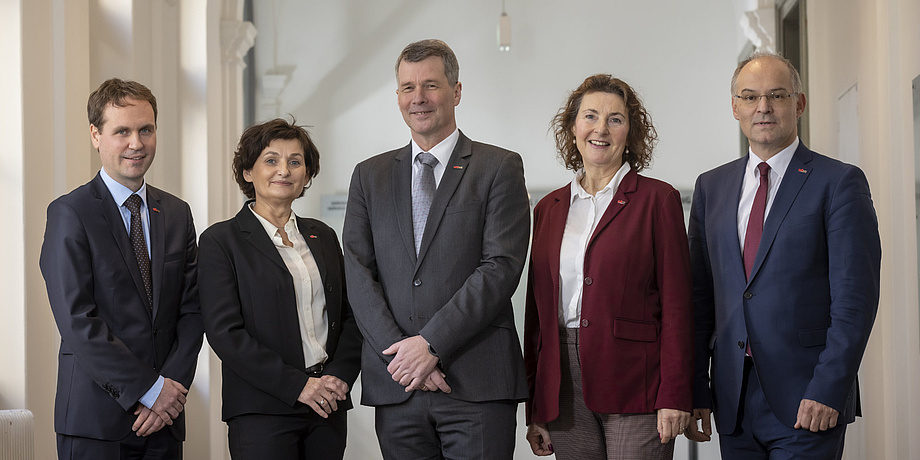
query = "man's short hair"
(395, 39, 460, 86)
(87, 78, 158, 130)
(731, 51, 803, 95)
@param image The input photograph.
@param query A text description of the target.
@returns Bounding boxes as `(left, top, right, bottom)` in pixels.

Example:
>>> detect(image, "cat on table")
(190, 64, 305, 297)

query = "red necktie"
(743, 162, 770, 280)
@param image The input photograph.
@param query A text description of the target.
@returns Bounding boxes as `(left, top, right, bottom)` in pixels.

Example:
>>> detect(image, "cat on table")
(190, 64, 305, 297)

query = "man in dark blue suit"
(40, 79, 203, 459)
(685, 53, 881, 459)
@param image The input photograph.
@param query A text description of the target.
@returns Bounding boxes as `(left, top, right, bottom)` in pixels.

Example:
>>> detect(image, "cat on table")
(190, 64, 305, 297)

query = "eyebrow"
(582, 108, 626, 117)
(738, 87, 788, 93)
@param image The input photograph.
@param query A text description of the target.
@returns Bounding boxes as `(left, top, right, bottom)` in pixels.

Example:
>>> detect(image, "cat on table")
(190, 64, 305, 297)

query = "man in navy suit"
(685, 53, 881, 459)
(40, 78, 203, 459)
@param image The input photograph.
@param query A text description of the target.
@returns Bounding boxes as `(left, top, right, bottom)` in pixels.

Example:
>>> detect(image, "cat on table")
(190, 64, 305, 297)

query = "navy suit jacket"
(343, 132, 530, 406)
(40, 172, 203, 441)
(198, 203, 362, 421)
(688, 143, 881, 434)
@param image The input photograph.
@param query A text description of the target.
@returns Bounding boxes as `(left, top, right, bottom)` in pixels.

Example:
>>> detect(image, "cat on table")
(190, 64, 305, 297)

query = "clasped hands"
(297, 374, 350, 418)
(132, 377, 188, 437)
(383, 335, 451, 393)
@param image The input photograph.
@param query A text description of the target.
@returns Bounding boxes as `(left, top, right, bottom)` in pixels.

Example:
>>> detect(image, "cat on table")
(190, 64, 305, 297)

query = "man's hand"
(525, 422, 553, 456)
(150, 378, 188, 424)
(684, 408, 712, 442)
(794, 399, 839, 432)
(132, 404, 166, 437)
(416, 369, 452, 393)
(657, 408, 691, 444)
(298, 377, 340, 418)
(382, 335, 439, 391)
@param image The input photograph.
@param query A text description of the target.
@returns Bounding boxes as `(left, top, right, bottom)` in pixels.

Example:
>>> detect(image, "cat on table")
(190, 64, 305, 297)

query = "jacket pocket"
(613, 318, 659, 342)
(798, 327, 828, 347)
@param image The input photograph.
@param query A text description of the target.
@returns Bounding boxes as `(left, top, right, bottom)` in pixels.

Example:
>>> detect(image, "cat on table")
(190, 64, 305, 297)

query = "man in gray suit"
(343, 39, 530, 459)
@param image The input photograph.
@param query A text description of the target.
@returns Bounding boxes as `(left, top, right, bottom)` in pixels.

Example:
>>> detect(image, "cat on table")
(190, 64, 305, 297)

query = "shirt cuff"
(138, 375, 165, 409)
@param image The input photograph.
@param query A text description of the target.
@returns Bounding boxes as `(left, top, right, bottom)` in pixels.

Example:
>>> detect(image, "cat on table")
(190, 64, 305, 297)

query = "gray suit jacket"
(343, 131, 530, 406)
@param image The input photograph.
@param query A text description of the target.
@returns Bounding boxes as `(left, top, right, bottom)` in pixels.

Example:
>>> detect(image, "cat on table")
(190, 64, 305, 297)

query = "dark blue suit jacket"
(40, 173, 203, 441)
(689, 143, 881, 434)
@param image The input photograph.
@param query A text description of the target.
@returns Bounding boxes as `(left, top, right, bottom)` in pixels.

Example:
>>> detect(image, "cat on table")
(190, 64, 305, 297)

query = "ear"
(795, 92, 807, 118)
(243, 169, 253, 183)
(90, 124, 102, 149)
(453, 81, 462, 106)
(731, 96, 741, 121)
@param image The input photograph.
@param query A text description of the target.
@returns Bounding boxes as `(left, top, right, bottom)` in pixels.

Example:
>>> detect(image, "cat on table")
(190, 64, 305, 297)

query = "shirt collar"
(411, 128, 460, 166)
(570, 162, 631, 204)
(100, 168, 148, 209)
(747, 137, 798, 181)
(248, 202, 299, 242)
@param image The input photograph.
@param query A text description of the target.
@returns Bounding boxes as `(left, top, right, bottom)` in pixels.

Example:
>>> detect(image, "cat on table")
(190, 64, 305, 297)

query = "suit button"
(327, 283, 333, 292)
(153, 329, 159, 337)
(743, 292, 753, 299)
(581, 319, 589, 327)
(584, 277, 593, 285)
(738, 340, 745, 349)
(408, 315, 413, 322)
(413, 279, 422, 287)
(331, 322, 337, 330)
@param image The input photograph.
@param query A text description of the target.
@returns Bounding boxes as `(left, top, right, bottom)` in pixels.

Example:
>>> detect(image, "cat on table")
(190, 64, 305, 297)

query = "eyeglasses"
(733, 91, 798, 107)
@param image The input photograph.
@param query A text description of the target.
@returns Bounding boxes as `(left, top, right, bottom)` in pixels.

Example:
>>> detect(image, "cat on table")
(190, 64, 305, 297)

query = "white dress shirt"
(249, 204, 329, 368)
(737, 138, 798, 252)
(411, 128, 460, 188)
(558, 162, 631, 327)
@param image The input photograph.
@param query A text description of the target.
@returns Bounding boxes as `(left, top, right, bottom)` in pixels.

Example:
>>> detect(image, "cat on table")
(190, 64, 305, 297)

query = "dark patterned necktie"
(124, 194, 153, 307)
(412, 152, 438, 255)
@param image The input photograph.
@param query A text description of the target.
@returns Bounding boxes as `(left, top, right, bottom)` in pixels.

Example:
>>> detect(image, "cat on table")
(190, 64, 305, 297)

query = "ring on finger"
(319, 399, 326, 405)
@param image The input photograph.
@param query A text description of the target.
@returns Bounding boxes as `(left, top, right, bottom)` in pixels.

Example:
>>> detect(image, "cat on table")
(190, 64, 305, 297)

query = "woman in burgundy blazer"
(524, 75, 693, 459)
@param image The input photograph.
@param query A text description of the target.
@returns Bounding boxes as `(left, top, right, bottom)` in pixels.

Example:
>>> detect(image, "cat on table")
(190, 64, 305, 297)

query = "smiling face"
(243, 138, 309, 206)
(732, 57, 806, 160)
(573, 91, 630, 173)
(91, 99, 157, 191)
(397, 56, 462, 151)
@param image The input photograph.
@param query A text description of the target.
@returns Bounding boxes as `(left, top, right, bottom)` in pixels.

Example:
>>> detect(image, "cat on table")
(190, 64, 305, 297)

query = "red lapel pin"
(798, 168, 807, 173)
(309, 235, 318, 239)
(617, 199, 627, 205)
(452, 165, 463, 169)
(152, 207, 160, 213)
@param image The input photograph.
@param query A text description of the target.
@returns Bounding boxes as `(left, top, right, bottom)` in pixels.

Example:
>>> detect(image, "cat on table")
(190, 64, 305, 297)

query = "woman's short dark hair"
(552, 74, 658, 172)
(232, 118, 320, 200)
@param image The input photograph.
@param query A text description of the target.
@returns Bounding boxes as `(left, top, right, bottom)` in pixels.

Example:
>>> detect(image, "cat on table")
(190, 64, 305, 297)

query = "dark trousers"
(375, 391, 517, 460)
(227, 411, 347, 460)
(720, 358, 847, 460)
(57, 429, 181, 460)
(546, 327, 673, 460)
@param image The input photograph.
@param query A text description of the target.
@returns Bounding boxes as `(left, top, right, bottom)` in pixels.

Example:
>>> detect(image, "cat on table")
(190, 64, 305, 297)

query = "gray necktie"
(412, 152, 438, 255)
(124, 194, 153, 307)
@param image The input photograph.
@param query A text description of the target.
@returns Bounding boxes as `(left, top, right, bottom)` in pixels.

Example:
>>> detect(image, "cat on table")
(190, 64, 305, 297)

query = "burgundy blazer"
(524, 169, 693, 425)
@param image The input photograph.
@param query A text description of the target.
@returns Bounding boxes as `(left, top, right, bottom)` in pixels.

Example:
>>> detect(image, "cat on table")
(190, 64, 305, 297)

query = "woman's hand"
(657, 408, 691, 443)
(525, 422, 554, 456)
(297, 377, 341, 418)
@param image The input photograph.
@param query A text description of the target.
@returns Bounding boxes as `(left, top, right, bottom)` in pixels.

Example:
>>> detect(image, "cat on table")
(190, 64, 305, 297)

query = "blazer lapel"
(147, 188, 165, 319)
(586, 169, 637, 252)
(714, 158, 748, 285)
(748, 144, 813, 283)
(298, 218, 328, 282)
(236, 203, 289, 272)
(416, 133, 471, 265)
(391, 144, 417, 264)
(91, 174, 154, 315)
(543, 189, 570, 312)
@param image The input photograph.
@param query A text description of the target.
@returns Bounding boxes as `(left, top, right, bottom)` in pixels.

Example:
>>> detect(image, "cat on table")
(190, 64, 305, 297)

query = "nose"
(593, 122, 609, 134)
(127, 132, 143, 150)
(755, 95, 773, 112)
(277, 161, 290, 177)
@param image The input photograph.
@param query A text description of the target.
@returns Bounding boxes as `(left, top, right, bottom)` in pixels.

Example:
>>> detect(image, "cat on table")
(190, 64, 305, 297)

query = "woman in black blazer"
(198, 118, 362, 459)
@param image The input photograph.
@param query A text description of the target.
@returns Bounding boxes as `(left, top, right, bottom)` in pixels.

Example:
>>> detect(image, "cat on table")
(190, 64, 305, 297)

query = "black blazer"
(40, 173, 203, 441)
(198, 203, 362, 420)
